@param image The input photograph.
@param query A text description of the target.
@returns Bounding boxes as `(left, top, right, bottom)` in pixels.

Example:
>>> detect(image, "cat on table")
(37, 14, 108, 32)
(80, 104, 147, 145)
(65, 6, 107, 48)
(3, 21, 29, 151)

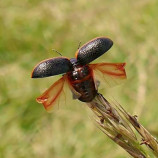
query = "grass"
(0, 0, 158, 157)
(88, 94, 158, 157)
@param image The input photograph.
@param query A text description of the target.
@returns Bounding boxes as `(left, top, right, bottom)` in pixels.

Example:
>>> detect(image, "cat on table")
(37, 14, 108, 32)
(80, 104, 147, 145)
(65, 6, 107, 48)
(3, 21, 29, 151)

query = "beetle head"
(70, 58, 79, 67)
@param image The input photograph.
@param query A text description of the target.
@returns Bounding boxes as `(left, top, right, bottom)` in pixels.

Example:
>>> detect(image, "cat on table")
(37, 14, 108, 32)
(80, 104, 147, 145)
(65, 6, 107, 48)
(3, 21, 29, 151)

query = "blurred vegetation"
(0, 0, 158, 157)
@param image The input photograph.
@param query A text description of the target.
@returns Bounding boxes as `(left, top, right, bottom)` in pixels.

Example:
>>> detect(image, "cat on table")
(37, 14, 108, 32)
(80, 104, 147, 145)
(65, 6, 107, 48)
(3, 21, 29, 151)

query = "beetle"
(31, 37, 126, 112)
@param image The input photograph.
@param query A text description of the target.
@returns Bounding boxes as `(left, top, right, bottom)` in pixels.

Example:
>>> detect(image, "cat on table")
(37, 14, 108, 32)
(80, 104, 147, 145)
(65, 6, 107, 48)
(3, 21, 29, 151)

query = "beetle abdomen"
(67, 65, 97, 102)
(74, 77, 97, 102)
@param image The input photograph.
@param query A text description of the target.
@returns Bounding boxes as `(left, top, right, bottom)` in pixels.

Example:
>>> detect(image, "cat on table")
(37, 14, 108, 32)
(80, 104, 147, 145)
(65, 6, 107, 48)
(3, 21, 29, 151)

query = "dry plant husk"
(87, 93, 158, 158)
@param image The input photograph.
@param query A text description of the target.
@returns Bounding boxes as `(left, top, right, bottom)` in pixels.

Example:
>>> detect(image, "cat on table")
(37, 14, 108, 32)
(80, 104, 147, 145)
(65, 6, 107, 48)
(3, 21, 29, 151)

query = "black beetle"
(31, 37, 126, 112)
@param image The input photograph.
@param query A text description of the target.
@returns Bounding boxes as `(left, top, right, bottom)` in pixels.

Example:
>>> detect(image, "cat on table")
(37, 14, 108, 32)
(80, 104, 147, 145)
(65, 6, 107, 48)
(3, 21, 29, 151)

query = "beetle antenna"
(78, 41, 81, 49)
(52, 49, 62, 56)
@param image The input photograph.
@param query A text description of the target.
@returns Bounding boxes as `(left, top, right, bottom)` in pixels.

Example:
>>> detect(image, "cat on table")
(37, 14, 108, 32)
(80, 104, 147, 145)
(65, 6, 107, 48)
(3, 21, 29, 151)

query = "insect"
(31, 37, 126, 112)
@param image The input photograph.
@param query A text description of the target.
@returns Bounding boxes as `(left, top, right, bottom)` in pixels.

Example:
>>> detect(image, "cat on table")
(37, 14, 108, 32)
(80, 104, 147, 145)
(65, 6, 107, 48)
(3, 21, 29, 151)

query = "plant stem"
(87, 93, 158, 158)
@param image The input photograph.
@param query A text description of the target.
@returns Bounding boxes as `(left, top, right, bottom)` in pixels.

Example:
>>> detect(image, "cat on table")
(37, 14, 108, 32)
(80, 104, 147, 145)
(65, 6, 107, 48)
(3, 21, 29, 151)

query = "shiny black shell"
(32, 57, 72, 78)
(76, 37, 113, 65)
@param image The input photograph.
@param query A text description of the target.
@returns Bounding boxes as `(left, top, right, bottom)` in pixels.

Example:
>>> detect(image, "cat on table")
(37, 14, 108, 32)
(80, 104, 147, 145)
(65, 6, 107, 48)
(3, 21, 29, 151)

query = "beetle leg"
(94, 80, 100, 91)
(71, 90, 81, 100)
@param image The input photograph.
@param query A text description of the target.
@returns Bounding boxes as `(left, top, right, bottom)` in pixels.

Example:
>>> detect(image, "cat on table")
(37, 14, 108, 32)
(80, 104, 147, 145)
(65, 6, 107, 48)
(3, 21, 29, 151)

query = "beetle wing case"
(76, 37, 113, 65)
(31, 57, 72, 78)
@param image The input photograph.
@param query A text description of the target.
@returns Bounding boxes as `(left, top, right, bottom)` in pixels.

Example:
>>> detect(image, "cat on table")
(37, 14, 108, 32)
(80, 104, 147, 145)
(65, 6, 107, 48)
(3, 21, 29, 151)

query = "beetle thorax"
(68, 65, 90, 81)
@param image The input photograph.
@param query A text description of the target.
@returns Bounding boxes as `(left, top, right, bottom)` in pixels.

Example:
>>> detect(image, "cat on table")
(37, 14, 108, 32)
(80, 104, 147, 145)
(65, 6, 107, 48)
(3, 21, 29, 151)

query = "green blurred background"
(0, 0, 158, 157)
